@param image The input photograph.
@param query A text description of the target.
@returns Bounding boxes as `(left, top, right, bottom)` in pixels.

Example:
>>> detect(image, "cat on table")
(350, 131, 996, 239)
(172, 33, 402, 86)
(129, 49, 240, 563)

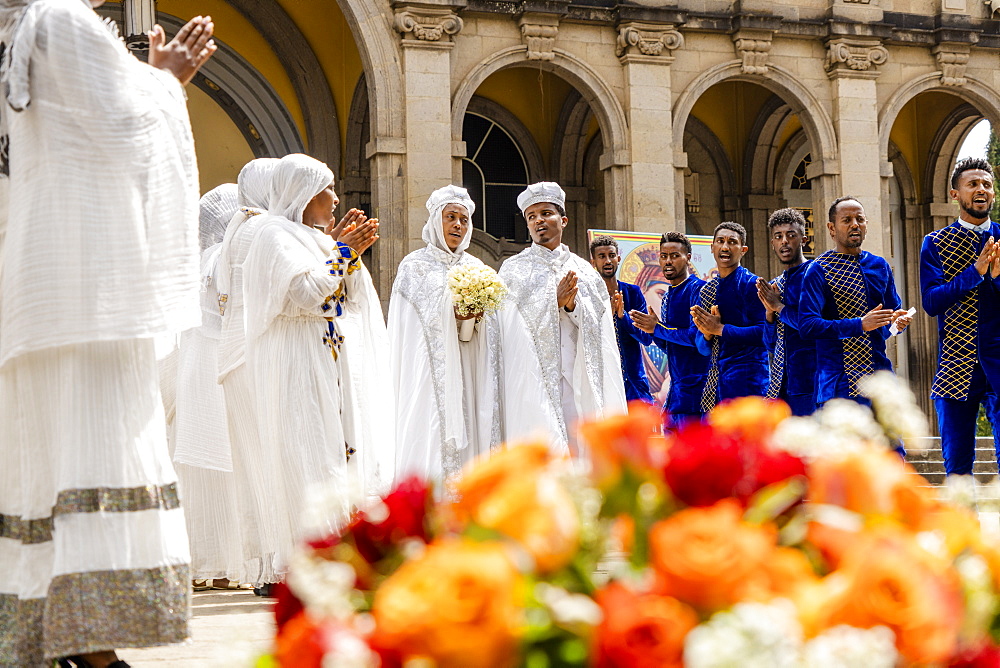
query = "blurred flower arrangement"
(258, 371, 1000, 668)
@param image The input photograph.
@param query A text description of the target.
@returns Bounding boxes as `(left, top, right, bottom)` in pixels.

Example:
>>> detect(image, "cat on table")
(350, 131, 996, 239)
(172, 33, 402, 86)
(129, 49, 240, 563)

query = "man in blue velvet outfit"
(590, 234, 654, 404)
(630, 232, 709, 428)
(798, 197, 912, 406)
(689, 222, 768, 410)
(756, 208, 817, 416)
(920, 157, 1000, 475)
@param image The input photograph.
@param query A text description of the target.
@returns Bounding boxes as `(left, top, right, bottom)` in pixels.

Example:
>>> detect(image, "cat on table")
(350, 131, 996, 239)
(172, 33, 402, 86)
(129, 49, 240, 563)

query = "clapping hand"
(338, 218, 379, 254)
(557, 271, 578, 311)
(690, 304, 723, 338)
(629, 307, 659, 334)
(611, 291, 624, 318)
(861, 303, 894, 332)
(148, 16, 216, 85)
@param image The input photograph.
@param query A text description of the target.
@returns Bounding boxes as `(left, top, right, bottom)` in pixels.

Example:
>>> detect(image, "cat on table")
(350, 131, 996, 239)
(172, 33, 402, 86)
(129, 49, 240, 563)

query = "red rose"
(950, 643, 1000, 668)
(272, 581, 305, 632)
(662, 423, 746, 507)
(352, 475, 431, 563)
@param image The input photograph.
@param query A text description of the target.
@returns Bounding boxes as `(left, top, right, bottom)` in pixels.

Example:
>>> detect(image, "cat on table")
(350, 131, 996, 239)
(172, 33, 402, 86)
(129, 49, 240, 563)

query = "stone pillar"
(366, 137, 407, 304)
(825, 35, 890, 256)
(393, 1, 464, 251)
(616, 21, 684, 234)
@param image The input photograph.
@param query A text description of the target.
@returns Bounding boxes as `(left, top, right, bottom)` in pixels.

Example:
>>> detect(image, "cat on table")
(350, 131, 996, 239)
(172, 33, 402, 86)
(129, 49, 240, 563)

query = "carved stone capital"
(731, 28, 773, 75)
(616, 22, 684, 64)
(393, 6, 463, 44)
(933, 43, 971, 86)
(824, 37, 888, 78)
(519, 13, 559, 61)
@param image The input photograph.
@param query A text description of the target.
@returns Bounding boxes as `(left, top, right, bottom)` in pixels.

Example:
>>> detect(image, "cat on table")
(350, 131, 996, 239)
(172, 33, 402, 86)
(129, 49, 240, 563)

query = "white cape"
(389, 245, 503, 482)
(498, 243, 626, 453)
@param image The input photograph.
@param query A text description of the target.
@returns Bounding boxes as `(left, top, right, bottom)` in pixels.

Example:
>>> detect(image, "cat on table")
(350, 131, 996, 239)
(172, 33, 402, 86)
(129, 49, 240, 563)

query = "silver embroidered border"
(0, 563, 189, 663)
(0, 482, 180, 546)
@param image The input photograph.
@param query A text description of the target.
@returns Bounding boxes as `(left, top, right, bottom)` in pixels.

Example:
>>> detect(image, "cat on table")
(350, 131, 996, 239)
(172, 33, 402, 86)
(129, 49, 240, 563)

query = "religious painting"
(587, 229, 715, 408)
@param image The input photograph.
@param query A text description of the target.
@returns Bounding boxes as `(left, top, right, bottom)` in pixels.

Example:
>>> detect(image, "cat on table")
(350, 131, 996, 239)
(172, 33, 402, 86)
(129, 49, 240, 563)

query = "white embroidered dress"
(242, 154, 358, 563)
(498, 243, 627, 454)
(0, 0, 195, 661)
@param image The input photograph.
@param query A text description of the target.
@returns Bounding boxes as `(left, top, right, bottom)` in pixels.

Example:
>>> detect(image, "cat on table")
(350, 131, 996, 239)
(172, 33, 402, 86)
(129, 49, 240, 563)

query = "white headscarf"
(267, 153, 334, 223)
(421, 185, 476, 258)
(237, 157, 279, 210)
(198, 183, 239, 252)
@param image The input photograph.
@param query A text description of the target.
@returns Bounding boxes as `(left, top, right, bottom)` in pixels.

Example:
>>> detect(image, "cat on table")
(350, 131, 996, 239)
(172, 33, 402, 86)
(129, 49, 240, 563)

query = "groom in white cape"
(498, 182, 626, 455)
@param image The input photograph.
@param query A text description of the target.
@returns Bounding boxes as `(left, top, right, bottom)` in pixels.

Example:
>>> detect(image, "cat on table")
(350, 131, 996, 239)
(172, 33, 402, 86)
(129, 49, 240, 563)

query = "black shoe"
(253, 583, 273, 597)
(108, 662, 131, 668)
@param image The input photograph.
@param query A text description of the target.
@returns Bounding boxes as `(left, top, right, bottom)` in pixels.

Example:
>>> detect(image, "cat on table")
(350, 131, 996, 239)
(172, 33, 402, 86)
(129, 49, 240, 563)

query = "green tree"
(989, 126, 1000, 221)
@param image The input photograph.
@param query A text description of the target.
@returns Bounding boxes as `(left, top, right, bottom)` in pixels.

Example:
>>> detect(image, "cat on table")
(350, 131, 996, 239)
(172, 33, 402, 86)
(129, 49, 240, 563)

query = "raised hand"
(690, 304, 723, 338)
(611, 290, 625, 319)
(756, 277, 784, 314)
(557, 271, 578, 311)
(148, 16, 216, 85)
(629, 306, 659, 334)
(890, 309, 912, 334)
(327, 208, 366, 239)
(861, 303, 894, 332)
(339, 218, 379, 254)
(975, 236, 997, 276)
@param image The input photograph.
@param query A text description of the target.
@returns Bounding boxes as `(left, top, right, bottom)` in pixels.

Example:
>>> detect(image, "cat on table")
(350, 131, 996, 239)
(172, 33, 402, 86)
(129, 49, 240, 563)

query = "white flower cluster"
(857, 371, 930, 450)
(287, 549, 358, 622)
(447, 264, 508, 317)
(685, 600, 898, 668)
(772, 400, 886, 460)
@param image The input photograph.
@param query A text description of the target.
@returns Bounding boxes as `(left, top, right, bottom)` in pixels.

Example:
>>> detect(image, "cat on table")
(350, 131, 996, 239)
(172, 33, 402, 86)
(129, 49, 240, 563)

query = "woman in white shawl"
(172, 183, 245, 588)
(389, 185, 503, 484)
(242, 153, 373, 561)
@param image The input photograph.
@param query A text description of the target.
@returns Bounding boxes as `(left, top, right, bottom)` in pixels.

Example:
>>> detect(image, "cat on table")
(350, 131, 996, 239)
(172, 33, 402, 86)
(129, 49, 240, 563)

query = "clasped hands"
(325, 208, 379, 254)
(975, 236, 1000, 278)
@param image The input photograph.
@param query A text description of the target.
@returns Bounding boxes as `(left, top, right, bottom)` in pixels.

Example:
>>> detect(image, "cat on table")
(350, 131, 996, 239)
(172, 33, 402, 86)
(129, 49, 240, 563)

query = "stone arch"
(343, 75, 371, 215)
(682, 116, 737, 238)
(552, 90, 594, 186)
(672, 61, 839, 166)
(451, 46, 630, 171)
(745, 96, 797, 197)
(925, 103, 985, 205)
(877, 73, 1000, 160)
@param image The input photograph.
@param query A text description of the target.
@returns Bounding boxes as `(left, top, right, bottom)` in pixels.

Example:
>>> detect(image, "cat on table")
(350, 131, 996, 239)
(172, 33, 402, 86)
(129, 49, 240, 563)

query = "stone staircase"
(905, 436, 998, 485)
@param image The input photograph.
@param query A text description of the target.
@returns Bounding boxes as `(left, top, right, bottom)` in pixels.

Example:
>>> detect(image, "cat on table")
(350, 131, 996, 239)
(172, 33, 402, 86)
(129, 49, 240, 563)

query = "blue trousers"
(663, 411, 703, 432)
(934, 364, 1000, 475)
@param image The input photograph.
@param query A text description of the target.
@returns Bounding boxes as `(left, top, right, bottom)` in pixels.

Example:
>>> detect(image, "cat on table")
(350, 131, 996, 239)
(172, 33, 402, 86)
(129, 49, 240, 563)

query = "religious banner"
(587, 229, 715, 408)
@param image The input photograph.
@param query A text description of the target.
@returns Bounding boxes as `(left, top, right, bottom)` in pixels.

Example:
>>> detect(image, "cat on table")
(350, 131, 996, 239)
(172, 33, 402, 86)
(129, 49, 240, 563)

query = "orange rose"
(821, 528, 964, 664)
(708, 395, 791, 444)
(455, 444, 579, 573)
(275, 612, 325, 668)
(592, 582, 698, 668)
(371, 539, 522, 668)
(579, 402, 666, 489)
(649, 499, 779, 611)
(456, 442, 551, 511)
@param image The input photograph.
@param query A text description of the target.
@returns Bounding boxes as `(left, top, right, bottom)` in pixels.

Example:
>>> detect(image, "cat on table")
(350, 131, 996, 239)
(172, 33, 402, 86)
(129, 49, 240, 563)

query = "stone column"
(616, 21, 684, 234)
(825, 35, 890, 257)
(366, 137, 407, 304)
(393, 1, 464, 251)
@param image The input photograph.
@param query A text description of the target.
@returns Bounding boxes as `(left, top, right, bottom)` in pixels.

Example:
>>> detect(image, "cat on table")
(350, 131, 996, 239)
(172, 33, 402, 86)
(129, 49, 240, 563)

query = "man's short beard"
(961, 201, 991, 221)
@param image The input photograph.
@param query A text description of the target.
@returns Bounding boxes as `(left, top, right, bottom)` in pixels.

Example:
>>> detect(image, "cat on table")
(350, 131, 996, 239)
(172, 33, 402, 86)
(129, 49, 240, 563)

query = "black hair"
(523, 202, 566, 218)
(767, 208, 807, 233)
(951, 157, 994, 190)
(589, 234, 618, 257)
(659, 231, 692, 254)
(713, 221, 746, 246)
(827, 196, 862, 223)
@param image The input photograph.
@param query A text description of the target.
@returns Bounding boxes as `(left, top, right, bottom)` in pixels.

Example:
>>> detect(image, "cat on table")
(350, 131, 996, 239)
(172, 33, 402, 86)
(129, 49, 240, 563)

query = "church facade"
(105, 0, 1000, 412)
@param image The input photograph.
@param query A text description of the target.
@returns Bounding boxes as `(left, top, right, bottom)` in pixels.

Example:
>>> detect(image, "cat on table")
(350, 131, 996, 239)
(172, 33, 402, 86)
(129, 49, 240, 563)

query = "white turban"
(198, 183, 239, 251)
(237, 157, 280, 210)
(267, 153, 335, 223)
(516, 181, 566, 214)
(421, 184, 477, 257)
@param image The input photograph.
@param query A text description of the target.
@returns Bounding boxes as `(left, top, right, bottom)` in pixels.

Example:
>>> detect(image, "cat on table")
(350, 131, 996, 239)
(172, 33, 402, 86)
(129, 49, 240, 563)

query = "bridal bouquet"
(446, 263, 507, 319)
(262, 372, 1000, 668)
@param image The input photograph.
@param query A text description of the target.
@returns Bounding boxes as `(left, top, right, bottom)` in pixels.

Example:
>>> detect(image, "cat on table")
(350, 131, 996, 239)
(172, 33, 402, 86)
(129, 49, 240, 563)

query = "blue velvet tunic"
(615, 280, 654, 403)
(763, 260, 817, 410)
(651, 274, 708, 416)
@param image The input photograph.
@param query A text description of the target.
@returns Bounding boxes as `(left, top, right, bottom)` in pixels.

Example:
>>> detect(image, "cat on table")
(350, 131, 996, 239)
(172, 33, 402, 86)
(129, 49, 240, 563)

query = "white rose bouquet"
(446, 264, 507, 340)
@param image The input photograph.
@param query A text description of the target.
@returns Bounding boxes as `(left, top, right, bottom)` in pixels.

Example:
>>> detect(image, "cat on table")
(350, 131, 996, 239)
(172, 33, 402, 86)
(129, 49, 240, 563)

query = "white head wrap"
(421, 185, 476, 257)
(198, 183, 239, 251)
(267, 153, 335, 223)
(516, 181, 566, 214)
(237, 157, 280, 210)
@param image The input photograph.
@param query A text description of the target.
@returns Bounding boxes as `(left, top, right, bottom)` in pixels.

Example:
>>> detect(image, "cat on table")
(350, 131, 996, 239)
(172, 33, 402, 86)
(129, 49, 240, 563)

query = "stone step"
(902, 437, 996, 486)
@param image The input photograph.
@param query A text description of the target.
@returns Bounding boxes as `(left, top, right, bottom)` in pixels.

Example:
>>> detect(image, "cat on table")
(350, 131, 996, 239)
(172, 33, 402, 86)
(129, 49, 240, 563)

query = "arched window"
(461, 112, 529, 240)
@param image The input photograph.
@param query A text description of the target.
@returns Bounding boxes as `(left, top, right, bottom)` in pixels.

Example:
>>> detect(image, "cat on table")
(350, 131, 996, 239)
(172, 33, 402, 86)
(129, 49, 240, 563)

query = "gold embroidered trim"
(0, 482, 180, 546)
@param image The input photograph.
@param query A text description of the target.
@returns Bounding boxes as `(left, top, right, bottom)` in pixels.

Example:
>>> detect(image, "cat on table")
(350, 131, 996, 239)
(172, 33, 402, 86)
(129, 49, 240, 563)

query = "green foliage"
(988, 127, 1000, 221)
(978, 404, 994, 438)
